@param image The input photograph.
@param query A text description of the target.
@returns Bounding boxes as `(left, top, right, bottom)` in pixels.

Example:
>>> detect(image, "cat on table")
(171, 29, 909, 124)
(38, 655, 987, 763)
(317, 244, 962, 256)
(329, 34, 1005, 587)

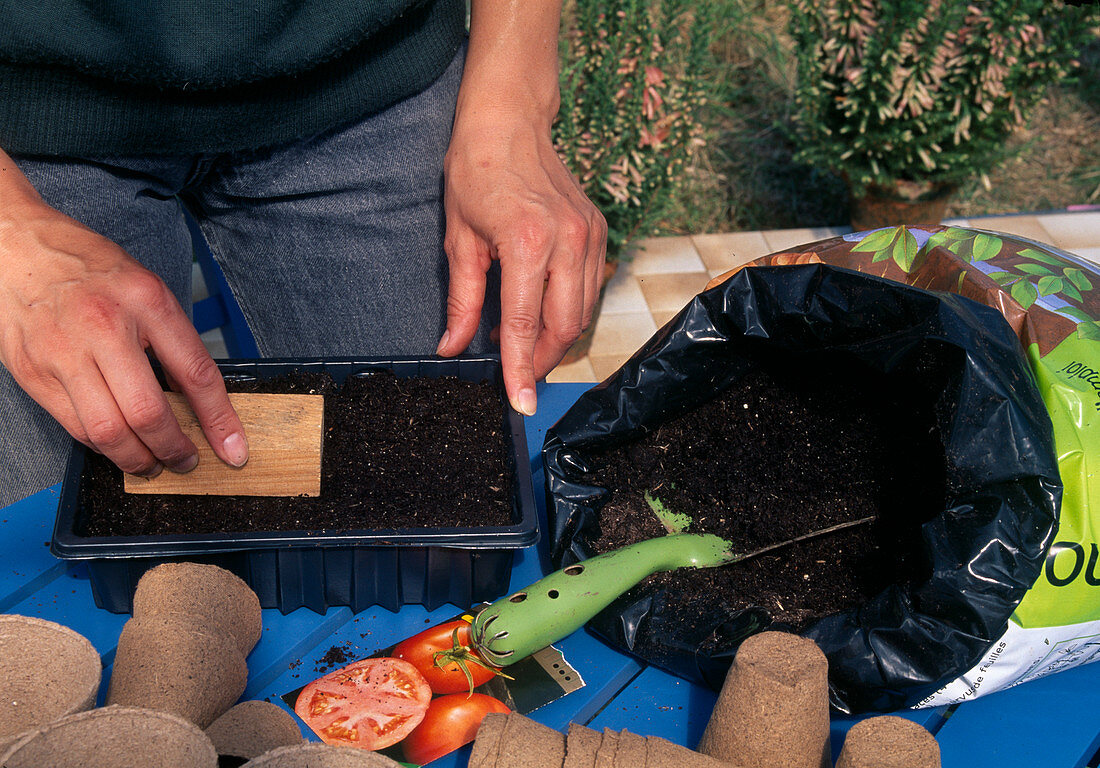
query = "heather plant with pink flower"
(554, 0, 716, 259)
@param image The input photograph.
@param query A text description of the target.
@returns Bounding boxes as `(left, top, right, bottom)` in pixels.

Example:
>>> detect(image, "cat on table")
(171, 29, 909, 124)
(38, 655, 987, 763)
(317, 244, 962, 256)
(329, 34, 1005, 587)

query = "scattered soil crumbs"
(315, 645, 353, 672)
(77, 371, 514, 536)
(584, 361, 947, 631)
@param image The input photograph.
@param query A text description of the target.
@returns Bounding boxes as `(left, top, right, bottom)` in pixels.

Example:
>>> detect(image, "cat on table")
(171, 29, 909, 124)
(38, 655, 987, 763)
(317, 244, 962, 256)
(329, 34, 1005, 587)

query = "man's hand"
(0, 151, 247, 476)
(435, 0, 607, 416)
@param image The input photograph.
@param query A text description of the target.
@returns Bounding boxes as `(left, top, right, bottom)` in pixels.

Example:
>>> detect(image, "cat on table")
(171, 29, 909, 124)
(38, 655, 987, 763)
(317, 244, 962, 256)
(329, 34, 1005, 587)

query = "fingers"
(469, 200, 604, 416)
(528, 202, 605, 382)
(497, 251, 544, 417)
(88, 276, 246, 472)
(556, 156, 609, 334)
(56, 282, 244, 474)
(42, 309, 241, 476)
(96, 346, 199, 474)
(438, 227, 491, 358)
(581, 208, 609, 331)
(0, 280, 209, 476)
(63, 368, 165, 478)
(529, 252, 586, 381)
(145, 307, 248, 468)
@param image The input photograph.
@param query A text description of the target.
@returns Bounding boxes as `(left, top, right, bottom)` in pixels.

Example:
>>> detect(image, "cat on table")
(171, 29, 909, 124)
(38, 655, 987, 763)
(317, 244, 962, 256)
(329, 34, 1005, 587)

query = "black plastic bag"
(543, 264, 1061, 713)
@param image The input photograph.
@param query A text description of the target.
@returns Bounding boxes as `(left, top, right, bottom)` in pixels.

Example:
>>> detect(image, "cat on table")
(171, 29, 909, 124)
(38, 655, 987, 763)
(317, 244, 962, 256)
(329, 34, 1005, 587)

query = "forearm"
(460, 0, 563, 127)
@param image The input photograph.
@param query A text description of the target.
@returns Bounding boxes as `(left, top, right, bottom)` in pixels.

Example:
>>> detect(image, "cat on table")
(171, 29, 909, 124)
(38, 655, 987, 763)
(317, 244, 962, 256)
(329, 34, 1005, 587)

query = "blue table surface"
(3, 381, 1099, 767)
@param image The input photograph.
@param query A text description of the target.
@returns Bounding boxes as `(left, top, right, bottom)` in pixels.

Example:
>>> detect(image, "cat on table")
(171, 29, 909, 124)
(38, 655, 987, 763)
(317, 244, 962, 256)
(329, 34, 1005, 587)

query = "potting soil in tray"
(77, 371, 514, 536)
(585, 360, 947, 632)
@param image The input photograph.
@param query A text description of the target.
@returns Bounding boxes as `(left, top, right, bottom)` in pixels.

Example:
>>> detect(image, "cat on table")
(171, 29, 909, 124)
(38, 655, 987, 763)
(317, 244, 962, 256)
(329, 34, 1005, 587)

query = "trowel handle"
(471, 533, 731, 667)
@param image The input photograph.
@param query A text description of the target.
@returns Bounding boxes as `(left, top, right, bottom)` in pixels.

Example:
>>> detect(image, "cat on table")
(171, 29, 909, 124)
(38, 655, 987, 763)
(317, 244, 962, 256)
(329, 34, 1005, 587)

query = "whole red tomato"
(401, 692, 510, 765)
(392, 619, 503, 695)
(294, 657, 432, 750)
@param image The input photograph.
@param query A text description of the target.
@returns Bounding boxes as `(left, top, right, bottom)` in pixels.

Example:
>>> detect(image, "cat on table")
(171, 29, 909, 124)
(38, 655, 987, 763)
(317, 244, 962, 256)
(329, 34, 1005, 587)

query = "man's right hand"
(0, 151, 247, 477)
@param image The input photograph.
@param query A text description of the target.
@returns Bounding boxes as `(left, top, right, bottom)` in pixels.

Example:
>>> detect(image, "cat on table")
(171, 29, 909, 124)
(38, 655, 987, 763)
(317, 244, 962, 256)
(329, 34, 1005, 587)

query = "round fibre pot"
(107, 614, 246, 728)
(132, 562, 262, 656)
(0, 615, 102, 754)
(836, 715, 941, 768)
(0, 705, 217, 768)
(206, 700, 304, 760)
(241, 743, 405, 767)
(697, 631, 831, 768)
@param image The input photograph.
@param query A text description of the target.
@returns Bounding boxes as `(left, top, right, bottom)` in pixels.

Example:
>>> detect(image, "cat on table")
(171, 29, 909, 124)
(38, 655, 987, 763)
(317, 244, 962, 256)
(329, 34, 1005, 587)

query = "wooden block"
(123, 392, 324, 497)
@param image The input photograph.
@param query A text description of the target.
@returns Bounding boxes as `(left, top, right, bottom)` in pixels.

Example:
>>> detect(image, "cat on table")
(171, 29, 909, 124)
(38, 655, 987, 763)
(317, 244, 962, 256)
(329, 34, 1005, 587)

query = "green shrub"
(554, 0, 716, 258)
(787, 0, 1099, 194)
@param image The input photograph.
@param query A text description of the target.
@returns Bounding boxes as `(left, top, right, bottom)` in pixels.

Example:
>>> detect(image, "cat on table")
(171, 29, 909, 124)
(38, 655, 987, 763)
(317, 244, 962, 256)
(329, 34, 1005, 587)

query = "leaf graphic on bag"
(1010, 279, 1038, 309)
(852, 226, 903, 263)
(890, 228, 920, 271)
(970, 233, 1002, 261)
(1036, 276, 1065, 297)
(1064, 267, 1093, 292)
(1018, 248, 1067, 268)
(1017, 262, 1055, 276)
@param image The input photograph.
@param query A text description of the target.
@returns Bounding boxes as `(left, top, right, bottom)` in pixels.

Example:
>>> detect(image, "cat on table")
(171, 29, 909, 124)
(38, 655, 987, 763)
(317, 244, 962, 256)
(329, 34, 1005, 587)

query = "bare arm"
(436, 0, 607, 415)
(0, 149, 247, 477)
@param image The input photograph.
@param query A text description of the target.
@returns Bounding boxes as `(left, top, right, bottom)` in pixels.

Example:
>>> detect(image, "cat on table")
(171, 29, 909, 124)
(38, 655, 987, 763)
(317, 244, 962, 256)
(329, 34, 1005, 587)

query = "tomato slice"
(401, 692, 510, 765)
(392, 619, 501, 695)
(294, 657, 432, 750)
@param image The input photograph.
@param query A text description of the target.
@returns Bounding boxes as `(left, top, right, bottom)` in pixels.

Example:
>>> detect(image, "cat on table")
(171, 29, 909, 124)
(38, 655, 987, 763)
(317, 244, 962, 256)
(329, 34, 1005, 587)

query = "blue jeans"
(0, 45, 499, 506)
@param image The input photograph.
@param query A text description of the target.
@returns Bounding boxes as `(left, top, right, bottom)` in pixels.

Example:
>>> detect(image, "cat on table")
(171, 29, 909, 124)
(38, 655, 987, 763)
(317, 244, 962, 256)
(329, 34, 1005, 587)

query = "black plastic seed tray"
(50, 356, 538, 614)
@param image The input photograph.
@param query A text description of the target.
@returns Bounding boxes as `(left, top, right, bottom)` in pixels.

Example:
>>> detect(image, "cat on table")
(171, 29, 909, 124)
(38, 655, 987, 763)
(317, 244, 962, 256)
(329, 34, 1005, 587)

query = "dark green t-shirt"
(0, 0, 465, 156)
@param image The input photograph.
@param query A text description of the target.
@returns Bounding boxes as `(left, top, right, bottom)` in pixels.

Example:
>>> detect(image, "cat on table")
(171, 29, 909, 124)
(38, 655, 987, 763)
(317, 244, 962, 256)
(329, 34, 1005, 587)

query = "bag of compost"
(545, 225, 1096, 713)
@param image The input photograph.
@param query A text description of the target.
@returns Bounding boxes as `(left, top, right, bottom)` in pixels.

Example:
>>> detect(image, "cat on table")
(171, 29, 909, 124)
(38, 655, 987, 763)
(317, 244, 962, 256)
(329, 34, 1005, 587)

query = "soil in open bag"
(544, 264, 1061, 713)
(585, 357, 946, 631)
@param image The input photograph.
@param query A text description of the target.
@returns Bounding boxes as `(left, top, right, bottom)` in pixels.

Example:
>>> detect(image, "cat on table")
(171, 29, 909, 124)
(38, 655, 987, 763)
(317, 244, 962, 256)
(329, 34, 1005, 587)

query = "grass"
(658, 3, 1100, 234)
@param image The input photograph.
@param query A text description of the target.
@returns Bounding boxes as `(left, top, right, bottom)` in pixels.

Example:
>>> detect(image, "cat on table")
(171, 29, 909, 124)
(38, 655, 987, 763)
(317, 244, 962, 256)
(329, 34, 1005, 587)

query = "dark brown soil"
(584, 361, 946, 631)
(315, 644, 353, 672)
(77, 371, 514, 536)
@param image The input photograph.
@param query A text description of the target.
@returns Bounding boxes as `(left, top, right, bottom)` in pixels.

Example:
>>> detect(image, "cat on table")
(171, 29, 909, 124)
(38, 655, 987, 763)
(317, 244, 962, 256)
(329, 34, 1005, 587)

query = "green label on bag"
(1012, 334, 1100, 628)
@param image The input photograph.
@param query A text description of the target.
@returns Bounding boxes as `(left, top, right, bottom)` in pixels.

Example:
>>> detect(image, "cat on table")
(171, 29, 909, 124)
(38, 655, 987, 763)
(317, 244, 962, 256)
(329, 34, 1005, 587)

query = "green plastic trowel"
(470, 492, 872, 667)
